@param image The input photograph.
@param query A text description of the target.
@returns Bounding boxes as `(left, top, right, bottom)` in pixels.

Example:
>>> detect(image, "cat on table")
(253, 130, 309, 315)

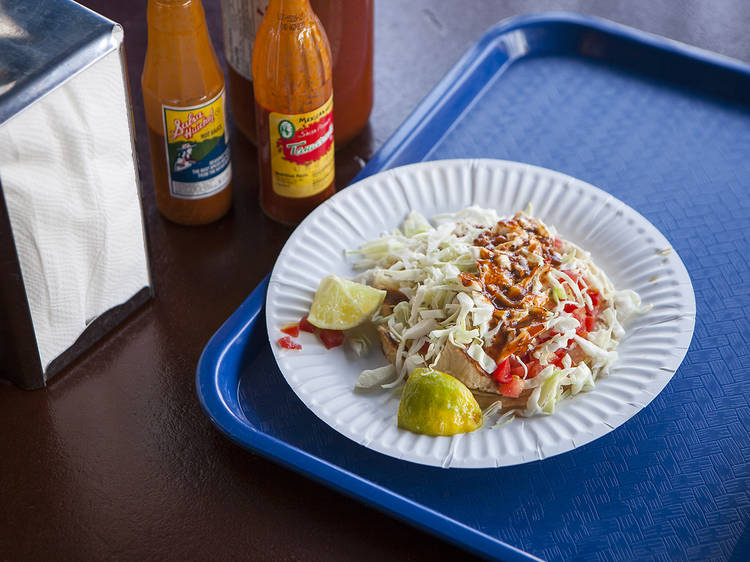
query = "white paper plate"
(266, 159, 695, 468)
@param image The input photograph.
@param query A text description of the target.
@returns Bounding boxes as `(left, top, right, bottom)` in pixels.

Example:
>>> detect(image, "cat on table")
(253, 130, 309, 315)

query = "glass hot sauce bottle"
(252, 0, 335, 225)
(221, 0, 373, 147)
(142, 0, 233, 226)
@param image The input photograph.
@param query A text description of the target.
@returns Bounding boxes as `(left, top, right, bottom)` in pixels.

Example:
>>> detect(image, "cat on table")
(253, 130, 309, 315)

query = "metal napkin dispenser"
(0, 0, 152, 389)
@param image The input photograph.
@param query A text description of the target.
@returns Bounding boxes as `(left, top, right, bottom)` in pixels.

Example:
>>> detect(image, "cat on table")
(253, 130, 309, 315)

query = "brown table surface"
(3, 1, 750, 559)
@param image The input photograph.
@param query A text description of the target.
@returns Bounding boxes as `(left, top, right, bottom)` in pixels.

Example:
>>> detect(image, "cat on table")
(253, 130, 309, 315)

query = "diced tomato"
(567, 343, 586, 364)
(509, 357, 525, 378)
(563, 303, 578, 314)
(277, 336, 302, 350)
(562, 270, 578, 283)
(551, 349, 567, 367)
(576, 307, 587, 323)
(588, 290, 601, 310)
(491, 358, 512, 384)
(526, 360, 544, 379)
(281, 324, 300, 337)
(584, 314, 595, 332)
(580, 289, 601, 332)
(562, 270, 587, 290)
(319, 329, 345, 349)
(500, 377, 524, 398)
(299, 315, 317, 333)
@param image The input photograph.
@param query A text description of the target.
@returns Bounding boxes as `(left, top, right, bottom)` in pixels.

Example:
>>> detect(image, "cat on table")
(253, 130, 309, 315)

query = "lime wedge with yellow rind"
(307, 275, 386, 330)
(398, 368, 483, 436)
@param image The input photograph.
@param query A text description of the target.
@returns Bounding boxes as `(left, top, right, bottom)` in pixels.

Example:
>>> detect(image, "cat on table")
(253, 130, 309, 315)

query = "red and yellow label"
(269, 96, 334, 198)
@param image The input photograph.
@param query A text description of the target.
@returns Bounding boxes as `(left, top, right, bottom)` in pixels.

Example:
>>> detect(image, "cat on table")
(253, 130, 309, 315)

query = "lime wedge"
(307, 275, 386, 330)
(398, 368, 483, 436)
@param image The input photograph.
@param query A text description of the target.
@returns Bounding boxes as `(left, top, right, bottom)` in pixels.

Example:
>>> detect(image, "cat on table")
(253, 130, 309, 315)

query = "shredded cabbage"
(355, 365, 397, 389)
(539, 368, 565, 414)
(402, 211, 434, 237)
(345, 326, 373, 357)
(467, 342, 497, 374)
(350, 206, 648, 420)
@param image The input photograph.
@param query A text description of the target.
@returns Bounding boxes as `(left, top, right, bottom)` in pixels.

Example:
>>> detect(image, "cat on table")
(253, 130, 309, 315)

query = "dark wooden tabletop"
(3, 1, 750, 559)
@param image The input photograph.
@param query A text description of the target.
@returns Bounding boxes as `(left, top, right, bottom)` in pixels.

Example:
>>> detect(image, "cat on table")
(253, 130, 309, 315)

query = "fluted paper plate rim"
(266, 159, 695, 468)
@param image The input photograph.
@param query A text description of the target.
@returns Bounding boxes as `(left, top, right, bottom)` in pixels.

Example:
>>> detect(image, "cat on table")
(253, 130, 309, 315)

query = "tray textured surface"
(199, 15, 750, 561)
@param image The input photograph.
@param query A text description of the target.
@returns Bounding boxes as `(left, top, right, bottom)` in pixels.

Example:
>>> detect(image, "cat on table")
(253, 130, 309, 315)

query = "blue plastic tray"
(197, 13, 750, 561)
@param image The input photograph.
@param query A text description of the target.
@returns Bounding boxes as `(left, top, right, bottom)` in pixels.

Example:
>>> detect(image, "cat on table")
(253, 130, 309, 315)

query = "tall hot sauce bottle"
(142, 0, 233, 226)
(221, 0, 373, 147)
(252, 0, 335, 225)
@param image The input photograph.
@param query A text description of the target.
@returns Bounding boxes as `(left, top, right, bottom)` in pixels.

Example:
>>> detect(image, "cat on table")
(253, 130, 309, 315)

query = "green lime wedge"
(307, 275, 386, 330)
(398, 368, 482, 436)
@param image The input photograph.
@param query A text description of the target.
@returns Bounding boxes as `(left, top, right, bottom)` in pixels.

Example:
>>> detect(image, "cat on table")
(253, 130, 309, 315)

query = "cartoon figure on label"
(174, 143, 197, 172)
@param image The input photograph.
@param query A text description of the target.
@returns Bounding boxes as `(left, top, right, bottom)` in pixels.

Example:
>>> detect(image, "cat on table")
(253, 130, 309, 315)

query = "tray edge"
(196, 276, 539, 562)
(355, 11, 750, 184)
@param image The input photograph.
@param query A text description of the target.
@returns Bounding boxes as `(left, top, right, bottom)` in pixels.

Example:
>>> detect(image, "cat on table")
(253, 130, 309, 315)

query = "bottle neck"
(266, 0, 313, 19)
(143, 0, 224, 104)
(147, 0, 208, 34)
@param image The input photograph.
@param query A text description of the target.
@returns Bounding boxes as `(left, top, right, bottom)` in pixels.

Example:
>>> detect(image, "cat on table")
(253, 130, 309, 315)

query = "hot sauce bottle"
(252, 0, 335, 225)
(309, 0, 374, 146)
(220, 0, 266, 143)
(142, 0, 233, 226)
(221, 0, 373, 147)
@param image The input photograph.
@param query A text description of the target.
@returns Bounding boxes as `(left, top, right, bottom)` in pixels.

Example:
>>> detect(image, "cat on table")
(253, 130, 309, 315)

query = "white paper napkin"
(0, 49, 150, 372)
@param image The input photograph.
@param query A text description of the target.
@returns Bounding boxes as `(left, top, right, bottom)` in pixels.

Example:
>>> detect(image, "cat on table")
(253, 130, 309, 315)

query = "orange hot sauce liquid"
(142, 0, 232, 225)
(226, 0, 373, 147)
(252, 0, 335, 225)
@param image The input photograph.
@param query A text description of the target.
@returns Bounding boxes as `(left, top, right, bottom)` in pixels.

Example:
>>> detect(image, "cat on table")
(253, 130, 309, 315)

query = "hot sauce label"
(162, 90, 232, 199)
(269, 96, 334, 198)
